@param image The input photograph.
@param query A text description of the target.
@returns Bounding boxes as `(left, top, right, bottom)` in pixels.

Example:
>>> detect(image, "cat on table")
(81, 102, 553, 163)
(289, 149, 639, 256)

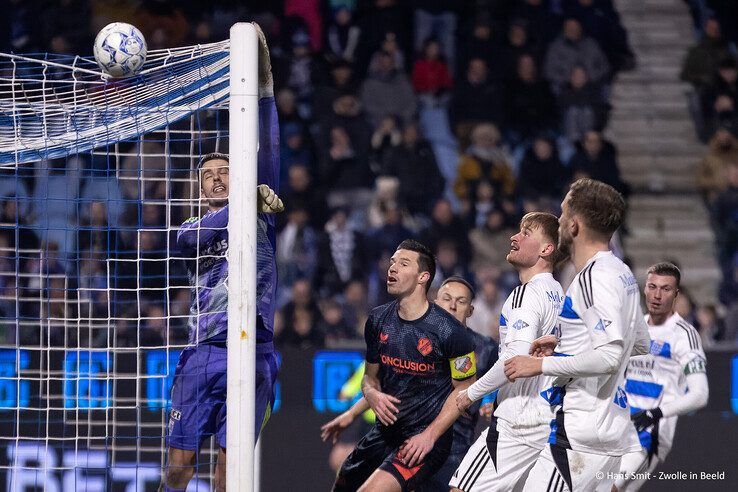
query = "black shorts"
(333, 425, 453, 492)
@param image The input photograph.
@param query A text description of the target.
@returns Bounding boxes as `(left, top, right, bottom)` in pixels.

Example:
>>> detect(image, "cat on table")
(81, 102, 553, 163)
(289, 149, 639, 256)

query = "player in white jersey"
(449, 212, 564, 491)
(504, 179, 651, 492)
(614, 262, 708, 491)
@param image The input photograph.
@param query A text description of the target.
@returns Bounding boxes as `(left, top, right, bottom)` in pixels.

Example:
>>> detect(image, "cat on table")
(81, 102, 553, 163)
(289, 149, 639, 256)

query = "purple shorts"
(166, 343, 278, 450)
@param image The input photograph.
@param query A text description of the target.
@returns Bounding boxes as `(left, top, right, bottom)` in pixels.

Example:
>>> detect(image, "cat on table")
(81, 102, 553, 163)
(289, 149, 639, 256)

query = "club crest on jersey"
(612, 386, 627, 408)
(379, 332, 389, 343)
(454, 356, 473, 374)
(417, 337, 433, 356)
(512, 319, 529, 330)
(594, 319, 612, 332)
(170, 409, 181, 421)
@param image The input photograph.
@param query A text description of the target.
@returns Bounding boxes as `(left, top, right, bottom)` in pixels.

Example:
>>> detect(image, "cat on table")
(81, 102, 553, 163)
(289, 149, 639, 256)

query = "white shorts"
(449, 417, 544, 491)
(613, 449, 660, 491)
(522, 444, 621, 492)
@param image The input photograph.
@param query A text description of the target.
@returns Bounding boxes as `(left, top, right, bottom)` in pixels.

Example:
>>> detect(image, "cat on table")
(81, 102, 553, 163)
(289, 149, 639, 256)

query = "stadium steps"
(610, 0, 721, 303)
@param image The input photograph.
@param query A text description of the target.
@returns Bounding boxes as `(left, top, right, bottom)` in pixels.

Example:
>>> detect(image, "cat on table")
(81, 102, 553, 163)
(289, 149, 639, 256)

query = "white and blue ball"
(94, 22, 147, 78)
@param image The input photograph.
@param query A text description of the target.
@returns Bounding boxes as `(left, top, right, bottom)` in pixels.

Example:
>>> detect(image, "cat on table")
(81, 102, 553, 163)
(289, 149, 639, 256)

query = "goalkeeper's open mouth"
(387, 275, 398, 285)
(212, 184, 227, 195)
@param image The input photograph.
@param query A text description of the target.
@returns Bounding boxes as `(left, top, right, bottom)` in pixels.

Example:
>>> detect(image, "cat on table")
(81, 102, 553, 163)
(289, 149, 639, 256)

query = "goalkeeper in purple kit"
(160, 24, 284, 492)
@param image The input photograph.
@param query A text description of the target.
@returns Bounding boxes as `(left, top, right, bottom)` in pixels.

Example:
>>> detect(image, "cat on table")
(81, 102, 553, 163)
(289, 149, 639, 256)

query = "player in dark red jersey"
(332, 240, 477, 492)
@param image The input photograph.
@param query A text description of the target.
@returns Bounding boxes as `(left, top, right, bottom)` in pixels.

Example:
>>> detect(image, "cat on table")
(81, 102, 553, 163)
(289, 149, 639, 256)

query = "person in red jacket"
(412, 39, 453, 107)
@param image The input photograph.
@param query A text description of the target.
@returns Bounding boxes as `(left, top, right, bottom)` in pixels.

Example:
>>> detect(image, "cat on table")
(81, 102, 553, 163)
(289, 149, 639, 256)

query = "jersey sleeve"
(578, 264, 625, 348)
(258, 97, 280, 192)
(176, 206, 229, 257)
(443, 323, 477, 381)
(672, 322, 707, 376)
(363, 314, 380, 364)
(502, 284, 544, 346)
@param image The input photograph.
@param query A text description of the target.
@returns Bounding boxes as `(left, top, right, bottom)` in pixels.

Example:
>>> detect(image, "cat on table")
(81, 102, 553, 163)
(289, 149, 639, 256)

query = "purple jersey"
(177, 98, 280, 345)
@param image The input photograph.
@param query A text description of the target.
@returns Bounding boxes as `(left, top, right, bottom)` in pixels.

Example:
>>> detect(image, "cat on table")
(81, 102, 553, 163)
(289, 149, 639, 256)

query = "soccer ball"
(94, 22, 147, 78)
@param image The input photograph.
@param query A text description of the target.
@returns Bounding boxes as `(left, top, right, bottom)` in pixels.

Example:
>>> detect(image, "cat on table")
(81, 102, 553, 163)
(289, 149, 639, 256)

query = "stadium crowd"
(681, 1, 738, 341)
(0, 0, 736, 348)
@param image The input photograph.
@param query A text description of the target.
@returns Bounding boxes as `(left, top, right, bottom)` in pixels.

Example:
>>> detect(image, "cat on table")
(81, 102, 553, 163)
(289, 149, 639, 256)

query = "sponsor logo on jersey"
(379, 332, 389, 343)
(380, 354, 435, 373)
(512, 319, 529, 330)
(594, 318, 612, 332)
(170, 409, 181, 421)
(417, 337, 433, 356)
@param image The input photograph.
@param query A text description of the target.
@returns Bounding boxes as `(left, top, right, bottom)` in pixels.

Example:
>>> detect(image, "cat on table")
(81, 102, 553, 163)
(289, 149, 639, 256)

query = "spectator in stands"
(466, 275, 505, 341)
(319, 125, 374, 195)
(698, 126, 738, 206)
(318, 297, 358, 345)
(284, 164, 328, 228)
(412, 0, 457, 72)
(357, 0, 410, 74)
(695, 303, 725, 348)
(681, 17, 732, 140)
(281, 120, 315, 179)
(458, 15, 500, 77)
(381, 122, 445, 216)
(277, 204, 319, 294)
(713, 162, 738, 275)
(360, 50, 416, 127)
(412, 38, 454, 107)
(469, 210, 517, 274)
(326, 6, 361, 63)
(341, 279, 370, 335)
(557, 65, 608, 141)
(454, 123, 516, 210)
(511, 0, 562, 49)
(680, 18, 731, 90)
(433, 240, 472, 288)
(369, 116, 402, 174)
(517, 135, 571, 202)
(277, 278, 324, 348)
(498, 19, 539, 79)
(313, 61, 357, 122)
(369, 202, 414, 261)
(316, 207, 369, 296)
(367, 31, 407, 73)
(318, 94, 372, 186)
(544, 18, 610, 94)
(569, 130, 629, 196)
(504, 53, 558, 143)
(702, 56, 738, 135)
(420, 198, 472, 265)
(563, 0, 635, 72)
(449, 57, 504, 146)
(141, 303, 168, 347)
(275, 29, 318, 119)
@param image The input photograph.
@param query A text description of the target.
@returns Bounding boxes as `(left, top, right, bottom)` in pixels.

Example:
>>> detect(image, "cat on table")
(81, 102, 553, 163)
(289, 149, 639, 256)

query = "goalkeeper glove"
(631, 407, 662, 432)
(257, 184, 284, 213)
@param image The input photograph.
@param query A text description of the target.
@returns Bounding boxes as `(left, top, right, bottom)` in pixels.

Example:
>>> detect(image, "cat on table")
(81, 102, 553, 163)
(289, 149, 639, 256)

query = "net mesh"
(0, 42, 232, 489)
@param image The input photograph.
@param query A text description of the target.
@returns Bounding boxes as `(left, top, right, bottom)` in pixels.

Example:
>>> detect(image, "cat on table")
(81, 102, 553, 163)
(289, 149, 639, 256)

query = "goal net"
(0, 37, 241, 490)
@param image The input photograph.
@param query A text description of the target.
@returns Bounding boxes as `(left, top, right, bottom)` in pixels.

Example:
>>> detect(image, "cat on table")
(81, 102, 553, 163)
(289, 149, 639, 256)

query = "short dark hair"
(567, 178, 626, 238)
(396, 239, 436, 293)
(647, 262, 681, 287)
(441, 276, 476, 300)
(198, 152, 229, 170)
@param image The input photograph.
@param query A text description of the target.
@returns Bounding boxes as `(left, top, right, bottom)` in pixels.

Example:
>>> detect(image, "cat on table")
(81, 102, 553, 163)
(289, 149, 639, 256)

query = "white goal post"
(226, 22, 259, 492)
